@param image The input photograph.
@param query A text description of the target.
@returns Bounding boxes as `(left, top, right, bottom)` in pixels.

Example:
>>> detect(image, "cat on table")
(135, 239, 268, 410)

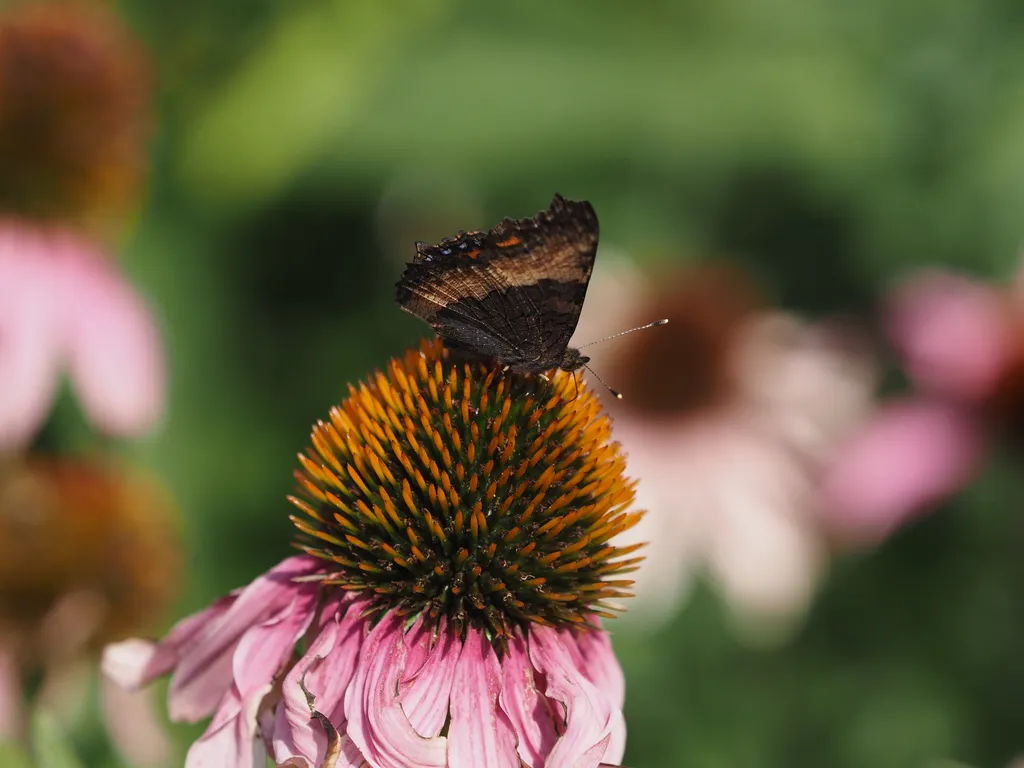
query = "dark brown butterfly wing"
(395, 194, 598, 372)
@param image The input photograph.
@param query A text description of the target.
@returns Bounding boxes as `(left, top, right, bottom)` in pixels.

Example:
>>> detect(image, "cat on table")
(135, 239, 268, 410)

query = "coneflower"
(105, 339, 644, 768)
(0, 4, 164, 448)
(582, 262, 876, 632)
(0, 457, 178, 764)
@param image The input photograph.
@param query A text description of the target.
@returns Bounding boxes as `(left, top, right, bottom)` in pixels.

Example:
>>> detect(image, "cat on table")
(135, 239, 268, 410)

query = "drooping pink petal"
(560, 630, 626, 767)
(0, 224, 62, 448)
(822, 399, 985, 542)
(447, 627, 518, 768)
(498, 632, 558, 768)
(397, 617, 459, 738)
(55, 234, 165, 437)
(344, 613, 447, 768)
(187, 588, 319, 767)
(887, 271, 1012, 401)
(564, 626, 625, 710)
(273, 596, 368, 767)
(528, 626, 619, 768)
(102, 594, 236, 690)
(167, 557, 318, 722)
(184, 684, 271, 768)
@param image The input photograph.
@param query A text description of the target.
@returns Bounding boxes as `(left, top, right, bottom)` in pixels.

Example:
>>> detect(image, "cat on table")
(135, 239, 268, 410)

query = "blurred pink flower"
(822, 267, 1024, 542)
(0, 221, 164, 448)
(104, 556, 627, 768)
(578, 262, 877, 632)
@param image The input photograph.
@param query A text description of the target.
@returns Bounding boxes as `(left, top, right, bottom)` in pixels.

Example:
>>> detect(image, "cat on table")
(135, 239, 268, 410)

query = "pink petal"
(100, 676, 172, 768)
(498, 633, 558, 767)
(272, 597, 368, 767)
(185, 684, 271, 768)
(102, 594, 236, 690)
(187, 590, 318, 767)
(343, 613, 447, 768)
(822, 400, 984, 542)
(564, 626, 625, 710)
(887, 271, 1012, 401)
(447, 627, 518, 768)
(528, 626, 620, 768)
(230, 591, 317, 701)
(167, 557, 318, 722)
(56, 234, 165, 437)
(0, 644, 21, 739)
(0, 224, 62, 448)
(398, 617, 459, 738)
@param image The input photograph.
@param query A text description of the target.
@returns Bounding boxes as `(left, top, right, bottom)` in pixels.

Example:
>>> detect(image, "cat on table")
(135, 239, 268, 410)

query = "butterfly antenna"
(582, 363, 622, 400)
(577, 318, 669, 349)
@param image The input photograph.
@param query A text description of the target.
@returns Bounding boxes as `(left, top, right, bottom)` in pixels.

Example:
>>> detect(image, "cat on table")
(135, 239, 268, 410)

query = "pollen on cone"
(290, 339, 645, 641)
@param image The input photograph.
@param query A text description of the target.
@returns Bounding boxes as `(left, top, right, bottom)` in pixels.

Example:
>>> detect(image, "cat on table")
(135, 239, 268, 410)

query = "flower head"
(105, 340, 643, 767)
(584, 262, 876, 633)
(0, 3, 149, 229)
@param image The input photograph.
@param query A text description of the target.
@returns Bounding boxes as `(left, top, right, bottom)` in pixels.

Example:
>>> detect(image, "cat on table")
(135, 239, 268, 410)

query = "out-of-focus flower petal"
(344, 613, 447, 768)
(887, 271, 1012, 401)
(822, 400, 984, 542)
(447, 627, 517, 768)
(498, 633, 558, 768)
(100, 675, 172, 768)
(57, 236, 165, 436)
(272, 598, 366, 767)
(0, 644, 21, 739)
(397, 617, 459, 738)
(529, 626, 620, 768)
(0, 226, 61, 448)
(736, 313, 877, 458)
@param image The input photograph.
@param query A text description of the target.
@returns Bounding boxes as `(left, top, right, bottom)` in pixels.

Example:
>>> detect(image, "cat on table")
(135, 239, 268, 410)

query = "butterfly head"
(559, 347, 590, 372)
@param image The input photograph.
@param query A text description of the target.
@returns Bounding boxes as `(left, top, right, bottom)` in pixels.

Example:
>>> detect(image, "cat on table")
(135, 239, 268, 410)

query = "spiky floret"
(290, 339, 644, 641)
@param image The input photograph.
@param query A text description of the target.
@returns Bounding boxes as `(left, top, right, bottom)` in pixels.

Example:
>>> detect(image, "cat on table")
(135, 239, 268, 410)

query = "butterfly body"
(395, 194, 599, 374)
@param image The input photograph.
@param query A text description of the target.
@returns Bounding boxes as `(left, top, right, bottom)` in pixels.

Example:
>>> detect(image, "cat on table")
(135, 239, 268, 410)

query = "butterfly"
(395, 194, 599, 375)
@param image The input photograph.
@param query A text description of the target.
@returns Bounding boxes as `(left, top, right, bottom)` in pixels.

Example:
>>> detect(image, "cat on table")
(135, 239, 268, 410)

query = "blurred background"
(3, 0, 1024, 766)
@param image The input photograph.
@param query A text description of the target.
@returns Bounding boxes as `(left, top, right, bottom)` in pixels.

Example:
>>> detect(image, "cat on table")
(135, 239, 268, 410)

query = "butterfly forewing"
(395, 194, 599, 373)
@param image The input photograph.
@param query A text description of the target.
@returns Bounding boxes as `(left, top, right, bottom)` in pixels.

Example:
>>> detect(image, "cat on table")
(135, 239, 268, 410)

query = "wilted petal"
(568, 627, 625, 711)
(102, 594, 235, 690)
(887, 271, 1012, 401)
(822, 400, 984, 542)
(447, 628, 517, 768)
(185, 684, 270, 768)
(167, 557, 318, 722)
(529, 626, 619, 768)
(498, 633, 558, 768)
(273, 598, 367, 767)
(0, 227, 61, 448)
(344, 613, 447, 768)
(58, 237, 165, 436)
(398, 617, 459, 738)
